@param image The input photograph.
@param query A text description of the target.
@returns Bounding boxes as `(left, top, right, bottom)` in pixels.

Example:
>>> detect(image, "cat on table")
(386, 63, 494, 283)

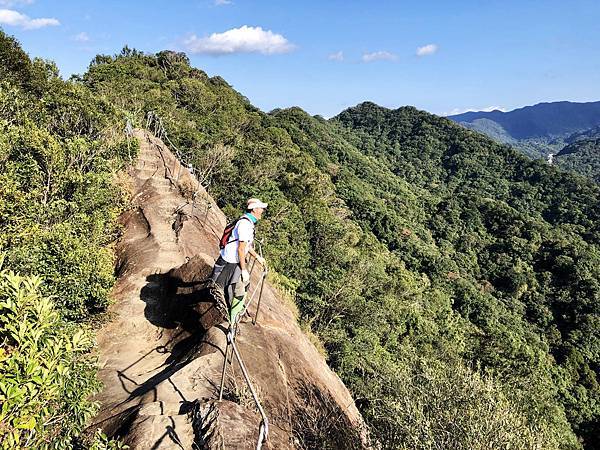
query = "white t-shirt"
(220, 216, 255, 263)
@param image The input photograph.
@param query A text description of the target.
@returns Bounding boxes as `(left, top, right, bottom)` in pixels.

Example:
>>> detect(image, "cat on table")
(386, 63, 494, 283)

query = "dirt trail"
(90, 130, 367, 449)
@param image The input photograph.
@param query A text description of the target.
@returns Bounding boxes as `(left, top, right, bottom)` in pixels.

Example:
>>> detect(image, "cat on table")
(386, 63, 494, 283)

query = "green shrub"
(0, 74, 136, 321)
(362, 355, 574, 450)
(0, 266, 100, 449)
(0, 33, 136, 448)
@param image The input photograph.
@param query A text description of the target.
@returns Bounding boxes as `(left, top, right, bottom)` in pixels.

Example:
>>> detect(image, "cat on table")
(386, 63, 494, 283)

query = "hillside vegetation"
(555, 138, 600, 183)
(2, 31, 600, 449)
(0, 30, 133, 448)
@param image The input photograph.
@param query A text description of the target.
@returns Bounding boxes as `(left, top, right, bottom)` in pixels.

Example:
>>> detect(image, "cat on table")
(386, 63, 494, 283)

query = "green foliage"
(350, 352, 574, 450)
(0, 29, 49, 96)
(0, 31, 135, 448)
(555, 138, 600, 183)
(83, 430, 129, 450)
(0, 58, 137, 320)
(0, 267, 100, 449)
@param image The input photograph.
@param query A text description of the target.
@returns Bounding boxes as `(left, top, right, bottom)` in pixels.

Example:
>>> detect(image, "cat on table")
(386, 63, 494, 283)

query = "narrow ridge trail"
(90, 130, 368, 449)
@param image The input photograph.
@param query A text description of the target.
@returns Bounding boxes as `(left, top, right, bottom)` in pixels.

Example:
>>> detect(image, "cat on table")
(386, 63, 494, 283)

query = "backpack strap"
(229, 216, 252, 243)
(220, 215, 253, 249)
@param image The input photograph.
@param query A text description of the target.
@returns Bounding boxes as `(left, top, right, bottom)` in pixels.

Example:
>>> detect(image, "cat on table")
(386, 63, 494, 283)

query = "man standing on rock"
(211, 198, 267, 322)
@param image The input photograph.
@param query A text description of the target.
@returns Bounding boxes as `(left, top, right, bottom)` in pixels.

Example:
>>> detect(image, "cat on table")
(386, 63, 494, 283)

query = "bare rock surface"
(90, 130, 368, 449)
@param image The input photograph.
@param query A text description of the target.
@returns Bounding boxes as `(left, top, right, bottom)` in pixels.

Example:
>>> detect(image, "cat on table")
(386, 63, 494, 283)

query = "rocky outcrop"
(90, 130, 368, 449)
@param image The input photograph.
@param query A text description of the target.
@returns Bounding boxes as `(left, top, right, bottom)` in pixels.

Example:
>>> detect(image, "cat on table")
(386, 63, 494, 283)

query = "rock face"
(90, 130, 368, 449)
(165, 255, 228, 332)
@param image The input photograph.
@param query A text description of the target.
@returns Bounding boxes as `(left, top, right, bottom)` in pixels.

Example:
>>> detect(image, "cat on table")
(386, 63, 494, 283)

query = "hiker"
(211, 198, 267, 322)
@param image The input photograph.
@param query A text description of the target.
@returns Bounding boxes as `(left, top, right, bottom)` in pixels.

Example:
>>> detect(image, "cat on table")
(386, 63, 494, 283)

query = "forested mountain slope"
(565, 125, 600, 144)
(83, 50, 600, 449)
(555, 138, 600, 183)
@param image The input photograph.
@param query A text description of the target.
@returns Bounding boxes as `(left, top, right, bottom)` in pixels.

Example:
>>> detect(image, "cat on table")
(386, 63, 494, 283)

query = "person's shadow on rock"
(140, 273, 211, 333)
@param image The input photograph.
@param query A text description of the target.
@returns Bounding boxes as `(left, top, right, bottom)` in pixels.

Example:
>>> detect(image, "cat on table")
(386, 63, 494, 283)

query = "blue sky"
(1, 0, 599, 117)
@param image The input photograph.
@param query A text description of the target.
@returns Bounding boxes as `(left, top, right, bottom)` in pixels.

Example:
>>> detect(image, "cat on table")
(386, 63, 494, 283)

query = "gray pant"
(210, 256, 247, 306)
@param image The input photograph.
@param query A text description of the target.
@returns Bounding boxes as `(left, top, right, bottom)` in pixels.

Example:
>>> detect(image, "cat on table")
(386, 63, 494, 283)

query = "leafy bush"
(0, 30, 135, 448)
(0, 266, 99, 449)
(350, 352, 576, 450)
(0, 63, 137, 321)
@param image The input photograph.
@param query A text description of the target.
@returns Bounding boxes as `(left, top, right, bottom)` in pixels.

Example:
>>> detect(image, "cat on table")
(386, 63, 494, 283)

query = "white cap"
(247, 198, 268, 210)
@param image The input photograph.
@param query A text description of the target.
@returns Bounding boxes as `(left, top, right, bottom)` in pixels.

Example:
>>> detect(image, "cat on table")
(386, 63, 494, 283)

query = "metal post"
(215, 315, 269, 448)
(252, 271, 268, 325)
(256, 422, 267, 450)
(229, 332, 269, 446)
(218, 327, 232, 401)
(202, 202, 212, 228)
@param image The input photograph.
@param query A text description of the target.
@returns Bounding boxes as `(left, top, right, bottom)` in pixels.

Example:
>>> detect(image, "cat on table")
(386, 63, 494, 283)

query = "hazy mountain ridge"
(449, 101, 600, 139)
(449, 101, 600, 160)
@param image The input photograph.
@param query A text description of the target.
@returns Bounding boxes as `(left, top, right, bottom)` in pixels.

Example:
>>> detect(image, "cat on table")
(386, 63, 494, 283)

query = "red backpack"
(219, 216, 253, 249)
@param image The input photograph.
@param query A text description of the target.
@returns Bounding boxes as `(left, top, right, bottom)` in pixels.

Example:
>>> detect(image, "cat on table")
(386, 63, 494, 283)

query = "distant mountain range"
(449, 101, 600, 140)
(448, 101, 600, 159)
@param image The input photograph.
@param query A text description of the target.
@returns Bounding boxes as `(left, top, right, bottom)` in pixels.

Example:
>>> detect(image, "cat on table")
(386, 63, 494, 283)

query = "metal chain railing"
(145, 110, 188, 181)
(142, 112, 213, 227)
(236, 264, 268, 326)
(218, 321, 269, 450)
(123, 118, 135, 162)
(124, 117, 134, 137)
(136, 114, 270, 447)
(218, 251, 269, 449)
(245, 241, 268, 325)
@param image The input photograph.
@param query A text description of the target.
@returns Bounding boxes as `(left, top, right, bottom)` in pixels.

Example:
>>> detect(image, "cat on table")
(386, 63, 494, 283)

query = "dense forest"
(555, 138, 600, 183)
(0, 30, 133, 449)
(2, 29, 600, 449)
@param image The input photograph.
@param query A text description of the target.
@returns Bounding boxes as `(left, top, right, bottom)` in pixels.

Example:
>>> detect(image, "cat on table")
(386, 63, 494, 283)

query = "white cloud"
(328, 51, 343, 61)
(0, 8, 59, 29)
(362, 51, 397, 62)
(74, 31, 89, 42)
(0, 0, 33, 6)
(416, 44, 438, 56)
(482, 106, 506, 112)
(214, 0, 232, 5)
(183, 25, 294, 55)
(443, 106, 506, 116)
